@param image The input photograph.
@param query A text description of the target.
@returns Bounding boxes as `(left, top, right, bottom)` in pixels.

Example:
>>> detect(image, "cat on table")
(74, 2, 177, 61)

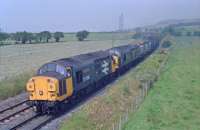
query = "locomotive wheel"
(36, 105, 43, 113)
(52, 106, 59, 114)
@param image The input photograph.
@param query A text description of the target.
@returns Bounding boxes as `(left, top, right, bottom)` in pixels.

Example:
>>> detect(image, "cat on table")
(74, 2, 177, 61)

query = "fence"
(111, 53, 168, 130)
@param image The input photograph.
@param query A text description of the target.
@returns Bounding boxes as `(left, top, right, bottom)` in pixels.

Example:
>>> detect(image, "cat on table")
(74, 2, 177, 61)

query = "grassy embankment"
(60, 37, 172, 130)
(123, 36, 200, 130)
(0, 72, 33, 101)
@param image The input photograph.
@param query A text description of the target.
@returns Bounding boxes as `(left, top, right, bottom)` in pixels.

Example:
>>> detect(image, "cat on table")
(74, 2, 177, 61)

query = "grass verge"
(0, 71, 33, 101)
(123, 36, 200, 130)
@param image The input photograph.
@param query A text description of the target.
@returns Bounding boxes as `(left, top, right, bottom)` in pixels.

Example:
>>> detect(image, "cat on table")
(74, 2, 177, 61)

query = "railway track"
(0, 93, 30, 123)
(0, 93, 54, 130)
(15, 115, 53, 130)
(0, 109, 37, 130)
(0, 93, 28, 114)
(0, 104, 53, 130)
(0, 103, 32, 122)
(0, 85, 112, 130)
(0, 105, 53, 130)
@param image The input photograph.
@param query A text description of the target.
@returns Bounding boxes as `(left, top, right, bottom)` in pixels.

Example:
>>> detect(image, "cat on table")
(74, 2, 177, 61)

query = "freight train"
(26, 36, 159, 114)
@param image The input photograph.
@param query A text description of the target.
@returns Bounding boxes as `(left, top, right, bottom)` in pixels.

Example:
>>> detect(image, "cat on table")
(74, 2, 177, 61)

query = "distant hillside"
(130, 18, 200, 32)
(155, 18, 200, 27)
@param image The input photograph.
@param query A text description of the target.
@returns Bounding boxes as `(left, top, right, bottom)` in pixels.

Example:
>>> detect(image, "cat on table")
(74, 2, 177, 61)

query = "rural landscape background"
(0, 0, 200, 130)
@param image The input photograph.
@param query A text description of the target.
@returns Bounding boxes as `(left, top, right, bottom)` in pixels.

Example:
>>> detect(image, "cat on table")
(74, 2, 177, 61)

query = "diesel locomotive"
(26, 38, 159, 114)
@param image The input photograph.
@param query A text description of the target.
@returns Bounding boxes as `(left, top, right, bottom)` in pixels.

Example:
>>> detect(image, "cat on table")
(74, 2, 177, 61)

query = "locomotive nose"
(26, 76, 59, 101)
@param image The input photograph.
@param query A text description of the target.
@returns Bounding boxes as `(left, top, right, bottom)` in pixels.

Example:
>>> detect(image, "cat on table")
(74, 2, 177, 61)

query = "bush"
(132, 32, 143, 39)
(76, 30, 89, 41)
(123, 83, 130, 95)
(162, 41, 172, 48)
(193, 31, 200, 36)
(0, 32, 9, 42)
(0, 72, 33, 100)
(54, 32, 64, 42)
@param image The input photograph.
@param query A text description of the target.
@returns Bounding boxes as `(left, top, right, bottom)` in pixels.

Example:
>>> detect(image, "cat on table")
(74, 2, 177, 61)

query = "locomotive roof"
(40, 44, 138, 69)
(51, 50, 110, 68)
(108, 44, 138, 53)
(113, 44, 137, 49)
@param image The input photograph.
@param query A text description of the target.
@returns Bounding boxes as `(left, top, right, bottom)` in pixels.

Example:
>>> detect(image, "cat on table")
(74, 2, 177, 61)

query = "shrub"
(162, 41, 172, 48)
(76, 30, 89, 41)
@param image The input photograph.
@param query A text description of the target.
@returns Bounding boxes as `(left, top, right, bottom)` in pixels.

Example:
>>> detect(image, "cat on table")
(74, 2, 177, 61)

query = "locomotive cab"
(26, 63, 74, 113)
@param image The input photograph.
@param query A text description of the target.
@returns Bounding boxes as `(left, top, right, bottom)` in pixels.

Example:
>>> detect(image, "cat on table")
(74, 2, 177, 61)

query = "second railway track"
(0, 103, 32, 122)
(0, 93, 54, 130)
(0, 105, 53, 130)
(0, 93, 28, 113)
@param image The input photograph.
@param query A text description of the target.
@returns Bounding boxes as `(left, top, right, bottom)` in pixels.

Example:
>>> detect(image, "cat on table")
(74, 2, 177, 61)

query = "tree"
(76, 30, 89, 41)
(0, 32, 9, 42)
(174, 31, 182, 36)
(162, 26, 176, 36)
(21, 31, 29, 44)
(193, 31, 200, 36)
(54, 32, 64, 42)
(36, 32, 43, 42)
(40, 31, 51, 43)
(132, 32, 143, 39)
(162, 41, 172, 48)
(13, 32, 21, 44)
(13, 31, 34, 44)
(27, 33, 34, 43)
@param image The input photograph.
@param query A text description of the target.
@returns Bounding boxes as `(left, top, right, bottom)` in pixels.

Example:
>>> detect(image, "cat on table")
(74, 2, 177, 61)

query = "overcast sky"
(0, 0, 200, 32)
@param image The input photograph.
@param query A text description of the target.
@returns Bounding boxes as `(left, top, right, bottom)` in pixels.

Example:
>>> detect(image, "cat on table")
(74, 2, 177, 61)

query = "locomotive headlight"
(26, 80, 35, 91)
(30, 93, 33, 97)
(50, 85, 53, 89)
(47, 79, 54, 83)
(47, 78, 58, 93)
(50, 93, 55, 97)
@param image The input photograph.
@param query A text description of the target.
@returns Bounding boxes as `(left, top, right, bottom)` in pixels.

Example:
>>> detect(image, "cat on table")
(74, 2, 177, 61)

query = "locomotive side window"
(38, 63, 67, 76)
(76, 71, 83, 83)
(124, 54, 126, 61)
(56, 65, 66, 76)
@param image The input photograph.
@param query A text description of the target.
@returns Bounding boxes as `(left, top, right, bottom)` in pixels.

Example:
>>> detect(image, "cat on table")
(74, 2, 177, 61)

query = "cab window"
(38, 63, 67, 76)
(39, 63, 56, 74)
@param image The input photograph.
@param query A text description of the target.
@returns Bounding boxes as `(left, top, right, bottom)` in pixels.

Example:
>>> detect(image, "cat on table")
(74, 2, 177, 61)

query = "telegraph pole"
(112, 31, 114, 48)
(119, 13, 124, 32)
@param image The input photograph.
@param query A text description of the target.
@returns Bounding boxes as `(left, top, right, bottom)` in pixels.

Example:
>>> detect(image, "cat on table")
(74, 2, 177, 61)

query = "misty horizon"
(0, 0, 200, 33)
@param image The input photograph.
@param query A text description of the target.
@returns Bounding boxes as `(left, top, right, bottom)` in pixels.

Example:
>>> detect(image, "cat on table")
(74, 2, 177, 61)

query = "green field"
(123, 37, 200, 130)
(63, 32, 134, 41)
